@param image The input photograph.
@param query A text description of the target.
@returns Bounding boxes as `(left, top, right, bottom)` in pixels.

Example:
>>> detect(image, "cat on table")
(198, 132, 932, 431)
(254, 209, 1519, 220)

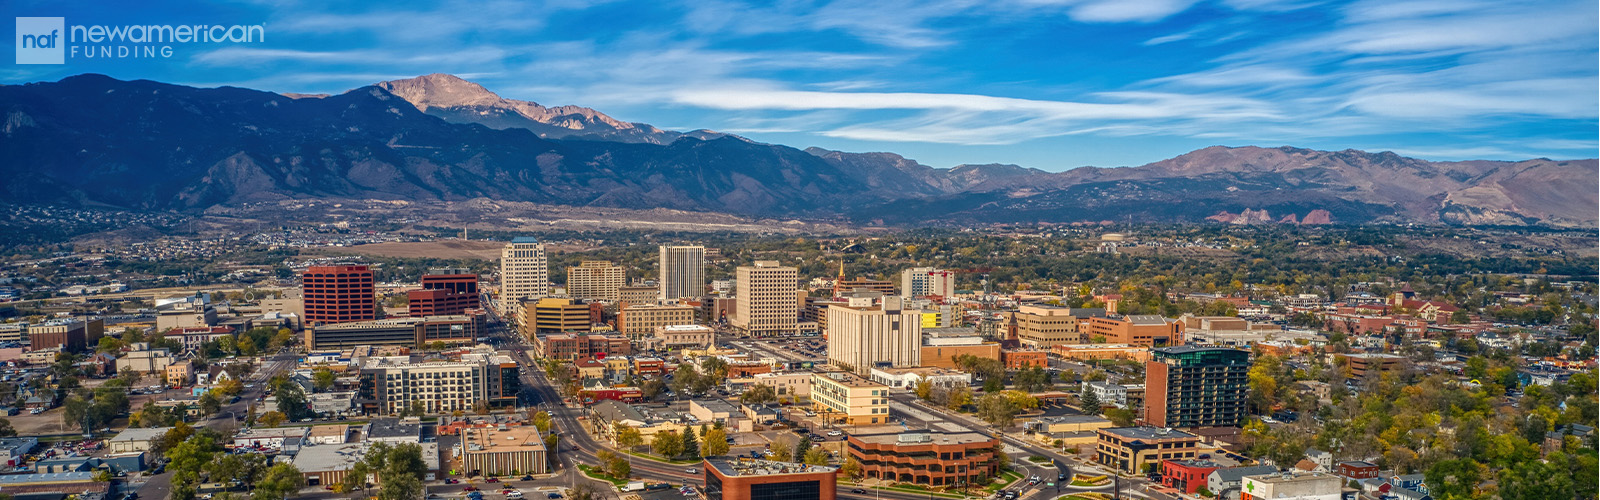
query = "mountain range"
(0, 73, 1593, 227)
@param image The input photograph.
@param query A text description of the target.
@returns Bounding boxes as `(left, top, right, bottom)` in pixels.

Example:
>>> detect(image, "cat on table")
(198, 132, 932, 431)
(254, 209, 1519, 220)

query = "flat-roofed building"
(355, 355, 520, 415)
(458, 425, 547, 475)
(828, 297, 921, 375)
(659, 246, 706, 301)
(920, 330, 1002, 370)
(1095, 426, 1200, 474)
(619, 286, 660, 306)
(567, 261, 625, 301)
(409, 271, 480, 317)
(836, 277, 896, 296)
(811, 371, 890, 425)
(302, 265, 376, 326)
(304, 315, 482, 350)
(704, 457, 837, 500)
(733, 261, 798, 337)
(1241, 472, 1341, 500)
(534, 333, 632, 361)
(525, 297, 592, 335)
(901, 267, 955, 299)
(653, 324, 714, 350)
(617, 304, 695, 338)
(869, 366, 971, 389)
(108, 427, 171, 454)
(1050, 344, 1150, 363)
(1011, 306, 1102, 347)
(306, 424, 350, 445)
(1082, 314, 1183, 347)
(847, 426, 999, 488)
(28, 319, 105, 352)
(1024, 415, 1112, 447)
(500, 238, 550, 328)
(1336, 353, 1405, 379)
(1144, 345, 1250, 429)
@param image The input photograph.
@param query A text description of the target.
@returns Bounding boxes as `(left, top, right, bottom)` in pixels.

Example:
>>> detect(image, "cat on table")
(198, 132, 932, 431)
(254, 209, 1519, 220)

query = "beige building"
(1012, 306, 1103, 347)
(827, 297, 921, 375)
(617, 304, 695, 338)
(659, 245, 706, 301)
(458, 426, 548, 475)
(566, 261, 624, 301)
(114, 347, 174, 374)
(361, 359, 501, 415)
(523, 297, 592, 336)
(811, 371, 890, 425)
(619, 286, 659, 306)
(748, 371, 811, 398)
(307, 424, 350, 445)
(109, 427, 173, 453)
(653, 324, 714, 350)
(733, 261, 799, 337)
(165, 360, 194, 386)
(500, 238, 550, 327)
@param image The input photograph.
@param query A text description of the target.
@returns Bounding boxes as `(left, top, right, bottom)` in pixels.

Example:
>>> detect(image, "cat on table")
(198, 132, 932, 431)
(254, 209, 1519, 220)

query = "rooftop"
(706, 457, 836, 477)
(1099, 426, 1199, 441)
(235, 427, 310, 440)
(291, 442, 365, 473)
(511, 237, 540, 244)
(307, 425, 348, 439)
(1212, 465, 1280, 482)
(815, 371, 885, 388)
(692, 399, 741, 413)
(850, 426, 996, 446)
(110, 426, 173, 443)
(1152, 345, 1246, 355)
(869, 366, 967, 377)
(461, 426, 546, 454)
(368, 418, 422, 440)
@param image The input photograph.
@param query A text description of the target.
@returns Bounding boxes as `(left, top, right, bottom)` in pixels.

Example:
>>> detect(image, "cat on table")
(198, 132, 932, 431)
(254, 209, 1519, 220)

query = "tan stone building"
(827, 297, 920, 375)
(811, 371, 890, 425)
(500, 238, 549, 327)
(658, 245, 706, 301)
(733, 261, 798, 336)
(619, 286, 659, 306)
(617, 304, 695, 338)
(652, 324, 714, 350)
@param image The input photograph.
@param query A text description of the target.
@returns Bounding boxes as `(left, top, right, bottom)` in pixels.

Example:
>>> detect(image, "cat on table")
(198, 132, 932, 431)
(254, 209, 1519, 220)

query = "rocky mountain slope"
(0, 74, 1592, 227)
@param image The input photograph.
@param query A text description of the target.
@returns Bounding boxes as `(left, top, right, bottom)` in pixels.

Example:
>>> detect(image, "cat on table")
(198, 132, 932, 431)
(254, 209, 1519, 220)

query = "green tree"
(740, 384, 778, 405)
(803, 447, 830, 466)
(976, 393, 1020, 428)
(312, 368, 336, 392)
(652, 431, 684, 458)
(199, 391, 222, 415)
(531, 411, 553, 433)
(681, 427, 700, 458)
(607, 456, 631, 480)
(1078, 389, 1101, 412)
(1104, 408, 1136, 427)
(272, 378, 310, 420)
(342, 461, 371, 493)
(0, 418, 17, 437)
(615, 424, 643, 451)
(839, 456, 864, 482)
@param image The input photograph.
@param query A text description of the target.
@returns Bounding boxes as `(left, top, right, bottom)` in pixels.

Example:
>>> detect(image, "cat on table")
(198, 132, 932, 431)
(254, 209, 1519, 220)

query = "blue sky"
(6, 0, 1597, 170)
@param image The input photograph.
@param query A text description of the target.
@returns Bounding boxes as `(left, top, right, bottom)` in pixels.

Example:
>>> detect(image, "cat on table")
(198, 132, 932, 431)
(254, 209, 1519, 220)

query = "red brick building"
(303, 265, 376, 325)
(1000, 350, 1048, 369)
(535, 333, 633, 360)
(1335, 461, 1379, 480)
(704, 457, 836, 500)
(408, 272, 480, 316)
(1160, 459, 1221, 494)
(847, 426, 1000, 488)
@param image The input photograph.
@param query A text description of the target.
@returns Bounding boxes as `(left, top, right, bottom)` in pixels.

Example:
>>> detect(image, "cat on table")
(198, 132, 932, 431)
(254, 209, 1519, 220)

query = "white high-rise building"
(500, 237, 549, 328)
(901, 267, 956, 299)
(733, 261, 798, 337)
(659, 245, 706, 301)
(567, 261, 624, 301)
(827, 296, 921, 375)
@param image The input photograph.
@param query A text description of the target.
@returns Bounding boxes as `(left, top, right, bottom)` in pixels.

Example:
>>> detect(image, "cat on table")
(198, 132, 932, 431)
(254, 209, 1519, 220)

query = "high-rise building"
(901, 267, 956, 299)
(524, 297, 593, 335)
(733, 261, 798, 337)
(1143, 345, 1251, 428)
(303, 265, 377, 326)
(827, 296, 921, 375)
(567, 261, 624, 301)
(409, 270, 480, 316)
(500, 238, 549, 327)
(659, 246, 705, 301)
(28, 319, 105, 352)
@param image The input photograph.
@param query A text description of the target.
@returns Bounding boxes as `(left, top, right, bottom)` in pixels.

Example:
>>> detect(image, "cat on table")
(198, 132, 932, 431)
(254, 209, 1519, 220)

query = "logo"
(16, 17, 65, 64)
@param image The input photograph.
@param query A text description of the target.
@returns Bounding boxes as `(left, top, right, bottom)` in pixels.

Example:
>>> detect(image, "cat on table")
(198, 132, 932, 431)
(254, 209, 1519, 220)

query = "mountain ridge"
(0, 73, 1593, 228)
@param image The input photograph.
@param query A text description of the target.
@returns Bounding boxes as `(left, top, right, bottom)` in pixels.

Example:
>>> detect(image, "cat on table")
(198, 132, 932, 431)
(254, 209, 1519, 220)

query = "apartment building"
(1095, 427, 1200, 474)
(901, 267, 956, 299)
(659, 245, 706, 301)
(1143, 345, 1250, 429)
(500, 238, 550, 325)
(535, 333, 632, 361)
(847, 426, 999, 488)
(827, 296, 921, 375)
(567, 261, 624, 301)
(617, 304, 695, 338)
(835, 277, 896, 295)
(302, 265, 376, 326)
(355, 355, 519, 415)
(811, 371, 890, 425)
(619, 286, 660, 306)
(733, 261, 798, 336)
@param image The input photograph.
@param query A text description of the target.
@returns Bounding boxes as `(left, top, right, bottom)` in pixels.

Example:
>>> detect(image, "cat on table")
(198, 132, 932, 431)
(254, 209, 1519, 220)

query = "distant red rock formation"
(1279, 214, 1299, 224)
(1302, 209, 1333, 224)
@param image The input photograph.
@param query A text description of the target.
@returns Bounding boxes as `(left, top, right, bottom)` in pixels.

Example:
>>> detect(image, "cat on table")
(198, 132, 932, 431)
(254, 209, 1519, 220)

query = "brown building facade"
(536, 333, 633, 360)
(704, 457, 836, 500)
(303, 265, 376, 325)
(847, 426, 1000, 488)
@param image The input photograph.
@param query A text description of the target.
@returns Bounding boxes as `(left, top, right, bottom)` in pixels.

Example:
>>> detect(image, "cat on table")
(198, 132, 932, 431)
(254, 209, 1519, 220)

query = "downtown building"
(304, 314, 484, 350)
(500, 238, 550, 328)
(826, 296, 921, 375)
(659, 245, 706, 301)
(616, 303, 696, 338)
(704, 457, 837, 500)
(408, 269, 480, 317)
(732, 261, 798, 336)
(1143, 345, 1251, 428)
(355, 352, 520, 415)
(901, 267, 956, 299)
(846, 426, 999, 489)
(303, 265, 376, 326)
(566, 261, 625, 301)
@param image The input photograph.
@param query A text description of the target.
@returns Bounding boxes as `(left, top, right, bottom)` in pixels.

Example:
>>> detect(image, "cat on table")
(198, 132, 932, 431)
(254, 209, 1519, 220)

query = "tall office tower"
(566, 260, 624, 301)
(901, 267, 956, 299)
(500, 237, 549, 328)
(302, 265, 376, 326)
(827, 296, 921, 375)
(1143, 345, 1251, 428)
(733, 261, 798, 337)
(659, 245, 705, 301)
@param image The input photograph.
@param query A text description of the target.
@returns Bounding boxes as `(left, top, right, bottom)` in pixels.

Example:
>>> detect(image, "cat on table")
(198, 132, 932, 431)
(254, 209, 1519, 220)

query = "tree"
(740, 384, 778, 405)
(272, 379, 310, 421)
(608, 456, 632, 480)
(531, 411, 553, 433)
(803, 447, 830, 466)
(652, 431, 684, 458)
(1079, 389, 1101, 412)
(769, 440, 792, 463)
(681, 427, 700, 458)
(1104, 408, 1136, 427)
(342, 461, 372, 493)
(913, 379, 934, 400)
(703, 428, 730, 457)
(545, 432, 560, 452)
(312, 368, 336, 392)
(615, 424, 644, 451)
(0, 418, 16, 437)
(977, 393, 1020, 428)
(252, 463, 306, 500)
(258, 411, 287, 427)
(216, 378, 244, 397)
(198, 391, 223, 415)
(947, 387, 973, 411)
(839, 456, 864, 482)
(93, 470, 114, 482)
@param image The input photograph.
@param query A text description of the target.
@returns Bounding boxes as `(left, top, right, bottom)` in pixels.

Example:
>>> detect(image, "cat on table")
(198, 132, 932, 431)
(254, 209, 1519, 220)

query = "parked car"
(684, 468, 698, 474)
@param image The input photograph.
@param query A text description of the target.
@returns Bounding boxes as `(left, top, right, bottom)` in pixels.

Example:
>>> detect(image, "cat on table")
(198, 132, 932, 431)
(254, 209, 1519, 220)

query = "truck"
(620, 481, 646, 492)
